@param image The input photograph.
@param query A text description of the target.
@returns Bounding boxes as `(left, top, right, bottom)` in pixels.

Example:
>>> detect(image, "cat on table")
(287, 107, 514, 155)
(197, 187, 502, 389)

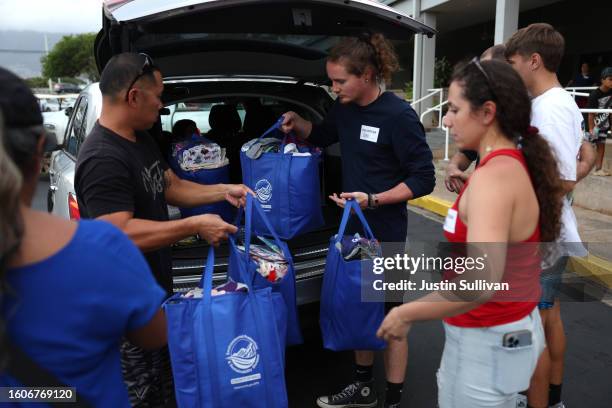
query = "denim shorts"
(437, 309, 545, 408)
(538, 256, 568, 310)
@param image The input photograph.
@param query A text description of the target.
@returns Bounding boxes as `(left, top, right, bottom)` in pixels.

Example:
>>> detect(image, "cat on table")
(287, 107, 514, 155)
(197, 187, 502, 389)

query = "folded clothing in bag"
(235, 229, 289, 283)
(181, 279, 249, 298)
(169, 134, 234, 222)
(241, 137, 319, 159)
(334, 233, 381, 261)
(242, 137, 281, 159)
(174, 139, 229, 171)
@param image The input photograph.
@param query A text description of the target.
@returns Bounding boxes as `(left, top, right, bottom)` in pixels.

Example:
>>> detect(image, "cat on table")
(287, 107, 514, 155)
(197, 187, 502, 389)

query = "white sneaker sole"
(316, 398, 378, 408)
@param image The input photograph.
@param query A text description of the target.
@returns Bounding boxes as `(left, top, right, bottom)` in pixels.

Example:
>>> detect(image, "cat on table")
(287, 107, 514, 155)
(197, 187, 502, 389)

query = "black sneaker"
(316, 380, 378, 408)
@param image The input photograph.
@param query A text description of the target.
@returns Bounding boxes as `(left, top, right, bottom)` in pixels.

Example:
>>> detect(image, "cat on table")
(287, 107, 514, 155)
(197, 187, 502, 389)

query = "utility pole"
(44, 33, 53, 92)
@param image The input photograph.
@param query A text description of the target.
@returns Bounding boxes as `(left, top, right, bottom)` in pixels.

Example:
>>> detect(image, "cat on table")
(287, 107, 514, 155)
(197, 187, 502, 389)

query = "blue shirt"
(1, 220, 166, 407)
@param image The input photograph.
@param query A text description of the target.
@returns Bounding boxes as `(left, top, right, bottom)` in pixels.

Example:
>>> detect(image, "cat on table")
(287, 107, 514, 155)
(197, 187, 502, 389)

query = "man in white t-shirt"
(506, 23, 595, 408)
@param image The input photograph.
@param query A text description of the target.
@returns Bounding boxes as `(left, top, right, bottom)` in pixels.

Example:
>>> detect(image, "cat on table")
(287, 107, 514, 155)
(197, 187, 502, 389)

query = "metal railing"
(565, 86, 597, 100)
(408, 88, 451, 160)
(409, 88, 444, 110)
(423, 86, 612, 162)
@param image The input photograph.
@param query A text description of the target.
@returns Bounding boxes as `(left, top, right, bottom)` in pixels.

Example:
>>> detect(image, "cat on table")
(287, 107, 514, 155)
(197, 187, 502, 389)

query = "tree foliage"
(25, 76, 49, 88)
(41, 33, 98, 81)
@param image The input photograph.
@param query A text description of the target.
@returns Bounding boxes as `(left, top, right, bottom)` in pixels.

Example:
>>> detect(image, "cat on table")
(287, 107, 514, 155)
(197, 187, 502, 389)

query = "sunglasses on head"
(470, 57, 497, 101)
(125, 53, 155, 102)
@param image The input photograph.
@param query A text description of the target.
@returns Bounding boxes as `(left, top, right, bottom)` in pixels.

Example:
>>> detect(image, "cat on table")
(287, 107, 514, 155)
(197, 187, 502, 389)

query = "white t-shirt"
(531, 87, 586, 258)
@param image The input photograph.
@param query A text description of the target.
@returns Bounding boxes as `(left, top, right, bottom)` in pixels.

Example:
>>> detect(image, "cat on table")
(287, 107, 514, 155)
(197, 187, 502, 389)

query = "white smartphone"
(502, 330, 532, 348)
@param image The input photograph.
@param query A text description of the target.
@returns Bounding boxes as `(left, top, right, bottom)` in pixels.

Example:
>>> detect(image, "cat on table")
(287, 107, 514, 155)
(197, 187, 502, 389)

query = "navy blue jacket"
(310, 92, 435, 241)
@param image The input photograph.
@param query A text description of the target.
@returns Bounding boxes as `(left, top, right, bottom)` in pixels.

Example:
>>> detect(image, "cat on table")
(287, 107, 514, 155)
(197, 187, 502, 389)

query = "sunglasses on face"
(125, 53, 155, 102)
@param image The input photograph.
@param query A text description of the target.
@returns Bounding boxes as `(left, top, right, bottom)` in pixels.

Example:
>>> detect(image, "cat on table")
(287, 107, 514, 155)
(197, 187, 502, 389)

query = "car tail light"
(103, 0, 135, 12)
(68, 193, 80, 221)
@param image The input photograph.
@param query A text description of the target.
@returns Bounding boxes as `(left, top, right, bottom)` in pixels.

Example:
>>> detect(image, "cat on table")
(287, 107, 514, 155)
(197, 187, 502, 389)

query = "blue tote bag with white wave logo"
(163, 246, 288, 408)
(240, 116, 323, 239)
(228, 194, 302, 345)
(320, 199, 386, 351)
(170, 136, 234, 222)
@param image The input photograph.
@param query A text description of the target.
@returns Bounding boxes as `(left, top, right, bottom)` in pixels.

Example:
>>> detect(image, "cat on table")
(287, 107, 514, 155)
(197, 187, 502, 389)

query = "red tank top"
(443, 149, 541, 327)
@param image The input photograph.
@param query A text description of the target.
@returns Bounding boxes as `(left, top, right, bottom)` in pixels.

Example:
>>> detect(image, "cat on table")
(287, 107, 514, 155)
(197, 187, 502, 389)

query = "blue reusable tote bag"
(228, 194, 303, 345)
(163, 246, 288, 408)
(240, 116, 323, 239)
(320, 199, 386, 351)
(170, 136, 235, 222)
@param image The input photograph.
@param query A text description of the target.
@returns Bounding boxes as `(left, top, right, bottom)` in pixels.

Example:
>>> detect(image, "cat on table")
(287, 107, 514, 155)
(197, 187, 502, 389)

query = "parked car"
(41, 98, 61, 112)
(53, 82, 82, 94)
(43, 109, 71, 146)
(49, 0, 434, 304)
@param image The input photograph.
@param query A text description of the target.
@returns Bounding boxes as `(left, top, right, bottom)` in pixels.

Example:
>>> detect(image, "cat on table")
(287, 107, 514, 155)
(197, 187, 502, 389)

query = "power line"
(0, 49, 46, 54)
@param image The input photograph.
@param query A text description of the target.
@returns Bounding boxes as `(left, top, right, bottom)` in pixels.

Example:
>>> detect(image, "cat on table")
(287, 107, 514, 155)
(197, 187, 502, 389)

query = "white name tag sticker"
(360, 125, 380, 143)
(443, 208, 458, 234)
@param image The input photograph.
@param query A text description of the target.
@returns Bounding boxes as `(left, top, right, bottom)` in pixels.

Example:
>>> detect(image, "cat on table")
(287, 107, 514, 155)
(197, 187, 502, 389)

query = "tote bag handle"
(236, 194, 292, 266)
(335, 199, 375, 243)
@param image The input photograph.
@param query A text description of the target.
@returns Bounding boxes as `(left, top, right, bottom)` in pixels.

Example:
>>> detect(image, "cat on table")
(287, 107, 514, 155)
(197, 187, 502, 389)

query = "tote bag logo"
(255, 179, 272, 203)
(226, 335, 260, 374)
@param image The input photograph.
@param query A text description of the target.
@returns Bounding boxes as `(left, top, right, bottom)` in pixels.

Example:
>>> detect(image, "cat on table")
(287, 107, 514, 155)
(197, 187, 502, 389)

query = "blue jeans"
(538, 256, 568, 310)
(437, 309, 545, 408)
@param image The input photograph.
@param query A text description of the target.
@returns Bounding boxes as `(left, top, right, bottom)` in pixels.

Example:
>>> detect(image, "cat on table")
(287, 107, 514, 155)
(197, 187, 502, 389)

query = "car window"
(175, 102, 213, 112)
(162, 102, 214, 134)
(64, 96, 88, 157)
(161, 97, 316, 136)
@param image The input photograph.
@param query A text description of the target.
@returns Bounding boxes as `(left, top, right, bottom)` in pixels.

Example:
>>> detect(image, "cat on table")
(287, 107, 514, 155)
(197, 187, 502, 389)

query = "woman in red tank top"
(377, 59, 564, 407)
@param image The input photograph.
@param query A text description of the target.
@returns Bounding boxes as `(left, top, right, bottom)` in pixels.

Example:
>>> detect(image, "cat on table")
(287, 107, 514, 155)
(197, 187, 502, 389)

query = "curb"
(568, 256, 612, 289)
(408, 195, 452, 218)
(408, 195, 612, 290)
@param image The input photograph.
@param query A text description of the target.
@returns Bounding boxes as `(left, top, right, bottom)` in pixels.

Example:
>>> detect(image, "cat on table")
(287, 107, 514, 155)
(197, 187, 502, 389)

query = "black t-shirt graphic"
(75, 122, 173, 294)
(588, 88, 612, 134)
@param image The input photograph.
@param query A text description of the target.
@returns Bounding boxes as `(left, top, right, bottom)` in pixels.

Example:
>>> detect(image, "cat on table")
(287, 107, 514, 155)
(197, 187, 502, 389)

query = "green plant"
(434, 57, 452, 88)
(25, 77, 50, 88)
(404, 81, 413, 101)
(60, 77, 85, 85)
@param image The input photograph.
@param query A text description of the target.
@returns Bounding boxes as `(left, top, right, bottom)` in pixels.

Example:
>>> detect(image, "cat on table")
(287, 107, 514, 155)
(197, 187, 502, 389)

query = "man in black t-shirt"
(75, 53, 250, 407)
(76, 53, 250, 294)
(588, 67, 612, 176)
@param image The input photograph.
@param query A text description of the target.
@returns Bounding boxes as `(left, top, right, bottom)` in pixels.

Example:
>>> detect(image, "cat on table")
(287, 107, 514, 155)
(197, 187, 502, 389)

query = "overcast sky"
(0, 0, 102, 33)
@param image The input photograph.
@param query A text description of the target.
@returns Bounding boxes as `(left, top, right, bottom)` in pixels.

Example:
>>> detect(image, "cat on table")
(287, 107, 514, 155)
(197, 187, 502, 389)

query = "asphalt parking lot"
(286, 210, 612, 407)
(34, 180, 612, 407)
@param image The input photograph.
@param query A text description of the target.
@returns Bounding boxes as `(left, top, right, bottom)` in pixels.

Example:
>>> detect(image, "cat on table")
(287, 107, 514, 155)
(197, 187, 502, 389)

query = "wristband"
(367, 194, 379, 209)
